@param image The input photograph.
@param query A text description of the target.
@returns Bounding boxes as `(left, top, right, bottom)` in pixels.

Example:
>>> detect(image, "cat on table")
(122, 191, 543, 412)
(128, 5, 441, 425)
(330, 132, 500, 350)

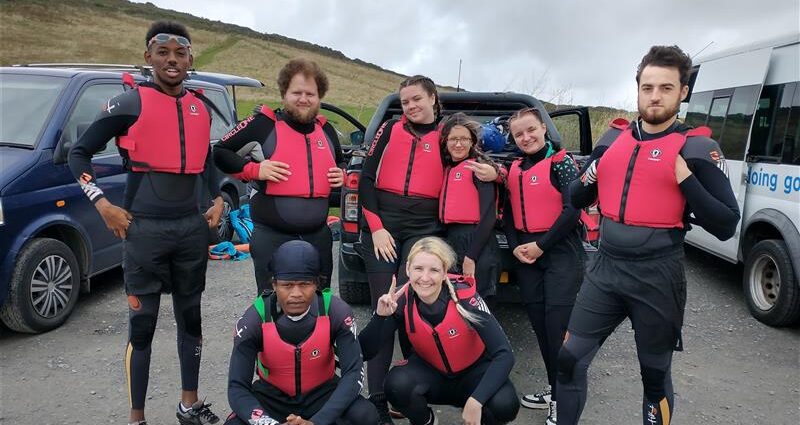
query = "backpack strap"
(686, 126, 712, 138)
(122, 72, 136, 89)
(609, 117, 630, 130)
(257, 104, 277, 121)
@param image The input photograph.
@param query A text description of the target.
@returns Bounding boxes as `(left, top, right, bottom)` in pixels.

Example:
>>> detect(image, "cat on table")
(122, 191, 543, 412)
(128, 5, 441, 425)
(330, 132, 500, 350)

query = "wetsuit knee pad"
(557, 347, 579, 383)
(485, 387, 521, 422)
(641, 365, 668, 401)
(384, 367, 415, 406)
(181, 305, 203, 337)
(129, 314, 157, 349)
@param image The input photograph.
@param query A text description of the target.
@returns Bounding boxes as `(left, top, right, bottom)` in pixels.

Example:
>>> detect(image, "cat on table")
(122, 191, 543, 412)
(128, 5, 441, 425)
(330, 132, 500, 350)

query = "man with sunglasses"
(225, 240, 377, 425)
(69, 20, 223, 425)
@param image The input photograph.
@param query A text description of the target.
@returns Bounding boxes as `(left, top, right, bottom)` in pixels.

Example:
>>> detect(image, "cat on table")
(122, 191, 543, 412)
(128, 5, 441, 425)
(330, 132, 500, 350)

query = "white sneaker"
(521, 385, 552, 409)
(545, 400, 557, 425)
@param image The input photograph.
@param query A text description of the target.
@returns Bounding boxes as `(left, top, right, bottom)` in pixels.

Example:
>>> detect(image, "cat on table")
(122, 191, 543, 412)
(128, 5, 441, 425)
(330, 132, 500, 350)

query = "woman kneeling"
(359, 236, 520, 425)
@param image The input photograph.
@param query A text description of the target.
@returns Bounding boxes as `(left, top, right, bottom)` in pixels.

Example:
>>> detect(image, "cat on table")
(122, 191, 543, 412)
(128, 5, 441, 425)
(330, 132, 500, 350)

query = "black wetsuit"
(67, 82, 219, 411)
(359, 288, 519, 425)
(557, 120, 740, 425)
(502, 142, 584, 405)
(442, 158, 500, 300)
(356, 118, 444, 396)
(213, 110, 344, 294)
(226, 294, 375, 425)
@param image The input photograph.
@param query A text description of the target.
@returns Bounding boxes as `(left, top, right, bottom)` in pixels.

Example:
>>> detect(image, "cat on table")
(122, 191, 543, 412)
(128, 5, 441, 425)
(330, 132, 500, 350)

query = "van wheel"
(0, 238, 80, 333)
(216, 191, 235, 242)
(743, 239, 800, 326)
(339, 280, 370, 305)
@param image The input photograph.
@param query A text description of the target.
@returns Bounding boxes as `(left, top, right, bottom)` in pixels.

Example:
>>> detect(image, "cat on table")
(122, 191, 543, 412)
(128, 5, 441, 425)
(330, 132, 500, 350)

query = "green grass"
(235, 99, 377, 129)
(193, 36, 239, 69)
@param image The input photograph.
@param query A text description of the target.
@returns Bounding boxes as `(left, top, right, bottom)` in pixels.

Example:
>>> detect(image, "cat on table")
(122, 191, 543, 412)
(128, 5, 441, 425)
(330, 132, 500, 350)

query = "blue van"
(0, 65, 261, 333)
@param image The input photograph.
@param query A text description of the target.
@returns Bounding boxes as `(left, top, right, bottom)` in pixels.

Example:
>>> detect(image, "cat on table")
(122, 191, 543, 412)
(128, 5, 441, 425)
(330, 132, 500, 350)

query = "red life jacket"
(507, 150, 567, 232)
(596, 125, 710, 228)
(258, 106, 336, 198)
(375, 116, 443, 198)
(253, 289, 335, 397)
(439, 161, 481, 224)
(116, 76, 210, 174)
(403, 276, 486, 375)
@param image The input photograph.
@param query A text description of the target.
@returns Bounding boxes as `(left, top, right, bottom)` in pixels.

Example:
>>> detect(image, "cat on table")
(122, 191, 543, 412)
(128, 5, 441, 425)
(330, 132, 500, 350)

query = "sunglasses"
(147, 33, 191, 49)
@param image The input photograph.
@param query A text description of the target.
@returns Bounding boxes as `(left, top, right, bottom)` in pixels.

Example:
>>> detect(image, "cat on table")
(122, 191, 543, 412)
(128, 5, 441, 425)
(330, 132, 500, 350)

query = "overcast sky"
(133, 0, 799, 109)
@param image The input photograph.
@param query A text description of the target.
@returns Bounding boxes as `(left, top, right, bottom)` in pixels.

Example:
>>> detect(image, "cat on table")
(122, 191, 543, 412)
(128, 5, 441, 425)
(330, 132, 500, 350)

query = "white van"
(681, 33, 800, 326)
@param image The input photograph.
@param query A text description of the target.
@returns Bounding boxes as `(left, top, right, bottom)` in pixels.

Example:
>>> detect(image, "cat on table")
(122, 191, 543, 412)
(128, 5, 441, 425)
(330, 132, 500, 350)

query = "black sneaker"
(521, 385, 551, 409)
(369, 393, 395, 425)
(176, 399, 220, 425)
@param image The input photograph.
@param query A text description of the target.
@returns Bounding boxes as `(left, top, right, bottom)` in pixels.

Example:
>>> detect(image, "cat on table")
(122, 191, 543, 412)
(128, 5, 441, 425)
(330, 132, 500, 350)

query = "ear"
(188, 52, 194, 68)
(143, 49, 151, 65)
(680, 84, 689, 102)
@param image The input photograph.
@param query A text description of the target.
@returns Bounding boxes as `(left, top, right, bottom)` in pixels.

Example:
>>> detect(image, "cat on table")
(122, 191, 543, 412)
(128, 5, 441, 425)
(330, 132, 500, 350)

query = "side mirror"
(349, 129, 364, 146)
(54, 134, 72, 164)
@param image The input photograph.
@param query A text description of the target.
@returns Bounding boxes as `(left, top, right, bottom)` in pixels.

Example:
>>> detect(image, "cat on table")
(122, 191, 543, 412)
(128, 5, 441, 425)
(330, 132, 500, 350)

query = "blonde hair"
(407, 237, 482, 325)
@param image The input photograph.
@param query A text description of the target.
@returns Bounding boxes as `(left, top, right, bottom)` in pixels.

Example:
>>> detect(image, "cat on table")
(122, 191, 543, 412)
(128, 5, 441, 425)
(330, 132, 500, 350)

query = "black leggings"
(515, 234, 583, 401)
(250, 222, 333, 295)
(385, 356, 519, 425)
(557, 333, 674, 425)
(125, 291, 203, 410)
(524, 303, 572, 400)
(357, 230, 430, 395)
(222, 380, 377, 425)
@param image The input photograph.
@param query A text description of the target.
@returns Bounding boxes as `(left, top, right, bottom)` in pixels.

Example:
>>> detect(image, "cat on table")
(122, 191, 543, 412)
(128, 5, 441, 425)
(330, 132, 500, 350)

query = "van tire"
(743, 239, 800, 326)
(0, 238, 81, 333)
(339, 280, 370, 305)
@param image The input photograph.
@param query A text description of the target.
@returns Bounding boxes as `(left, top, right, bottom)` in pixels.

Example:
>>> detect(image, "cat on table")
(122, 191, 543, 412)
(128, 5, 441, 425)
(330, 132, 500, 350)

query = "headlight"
(0, 198, 4, 225)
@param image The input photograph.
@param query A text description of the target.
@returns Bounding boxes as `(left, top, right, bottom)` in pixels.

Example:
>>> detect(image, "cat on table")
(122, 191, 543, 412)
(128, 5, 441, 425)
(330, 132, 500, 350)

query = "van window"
(718, 85, 760, 161)
(748, 84, 784, 161)
(707, 96, 731, 141)
(199, 88, 234, 140)
(64, 83, 124, 155)
(684, 91, 712, 128)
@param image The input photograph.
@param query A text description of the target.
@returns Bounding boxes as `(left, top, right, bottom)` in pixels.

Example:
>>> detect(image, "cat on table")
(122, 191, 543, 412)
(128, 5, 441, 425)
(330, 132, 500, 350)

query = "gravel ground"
(1, 245, 798, 424)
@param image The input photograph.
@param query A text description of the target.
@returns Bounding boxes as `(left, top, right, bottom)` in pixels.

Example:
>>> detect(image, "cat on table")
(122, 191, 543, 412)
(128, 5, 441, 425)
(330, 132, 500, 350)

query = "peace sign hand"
(376, 275, 403, 317)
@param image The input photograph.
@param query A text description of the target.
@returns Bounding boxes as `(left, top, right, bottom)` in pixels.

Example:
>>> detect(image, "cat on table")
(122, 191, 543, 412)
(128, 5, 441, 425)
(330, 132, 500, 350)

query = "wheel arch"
(743, 209, 800, 282)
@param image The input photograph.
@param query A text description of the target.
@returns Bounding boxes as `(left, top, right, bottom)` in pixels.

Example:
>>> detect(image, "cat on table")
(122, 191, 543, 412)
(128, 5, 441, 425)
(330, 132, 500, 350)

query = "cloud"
(133, 0, 800, 108)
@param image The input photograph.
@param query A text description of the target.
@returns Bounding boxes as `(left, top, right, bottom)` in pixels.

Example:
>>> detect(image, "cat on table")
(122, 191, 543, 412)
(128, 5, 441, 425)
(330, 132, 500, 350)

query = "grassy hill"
(0, 0, 634, 134)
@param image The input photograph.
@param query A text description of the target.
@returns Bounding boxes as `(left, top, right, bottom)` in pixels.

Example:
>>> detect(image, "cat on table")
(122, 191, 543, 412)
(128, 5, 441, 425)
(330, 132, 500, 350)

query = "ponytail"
(444, 276, 482, 326)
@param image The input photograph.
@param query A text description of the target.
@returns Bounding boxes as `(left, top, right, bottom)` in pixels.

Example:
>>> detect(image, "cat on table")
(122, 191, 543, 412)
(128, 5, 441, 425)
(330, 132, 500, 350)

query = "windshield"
(0, 74, 68, 147)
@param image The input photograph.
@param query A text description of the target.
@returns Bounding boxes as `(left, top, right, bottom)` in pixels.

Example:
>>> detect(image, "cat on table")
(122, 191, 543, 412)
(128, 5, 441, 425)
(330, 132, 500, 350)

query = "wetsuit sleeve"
(212, 113, 274, 179)
(502, 194, 520, 250)
(466, 178, 497, 260)
(460, 300, 515, 405)
(358, 293, 404, 360)
(68, 90, 139, 204)
(228, 306, 269, 421)
(679, 137, 741, 240)
(310, 298, 363, 425)
(202, 145, 221, 199)
(322, 122, 346, 168)
(569, 127, 618, 209)
(536, 155, 581, 252)
(358, 120, 395, 232)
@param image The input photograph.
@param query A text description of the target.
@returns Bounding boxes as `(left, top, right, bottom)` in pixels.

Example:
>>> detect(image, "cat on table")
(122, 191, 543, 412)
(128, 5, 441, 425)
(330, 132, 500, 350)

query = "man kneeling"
(226, 240, 377, 425)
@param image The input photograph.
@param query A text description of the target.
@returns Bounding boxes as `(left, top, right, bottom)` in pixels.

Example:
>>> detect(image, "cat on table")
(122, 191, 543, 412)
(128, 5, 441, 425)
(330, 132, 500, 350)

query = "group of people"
(68, 19, 739, 425)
